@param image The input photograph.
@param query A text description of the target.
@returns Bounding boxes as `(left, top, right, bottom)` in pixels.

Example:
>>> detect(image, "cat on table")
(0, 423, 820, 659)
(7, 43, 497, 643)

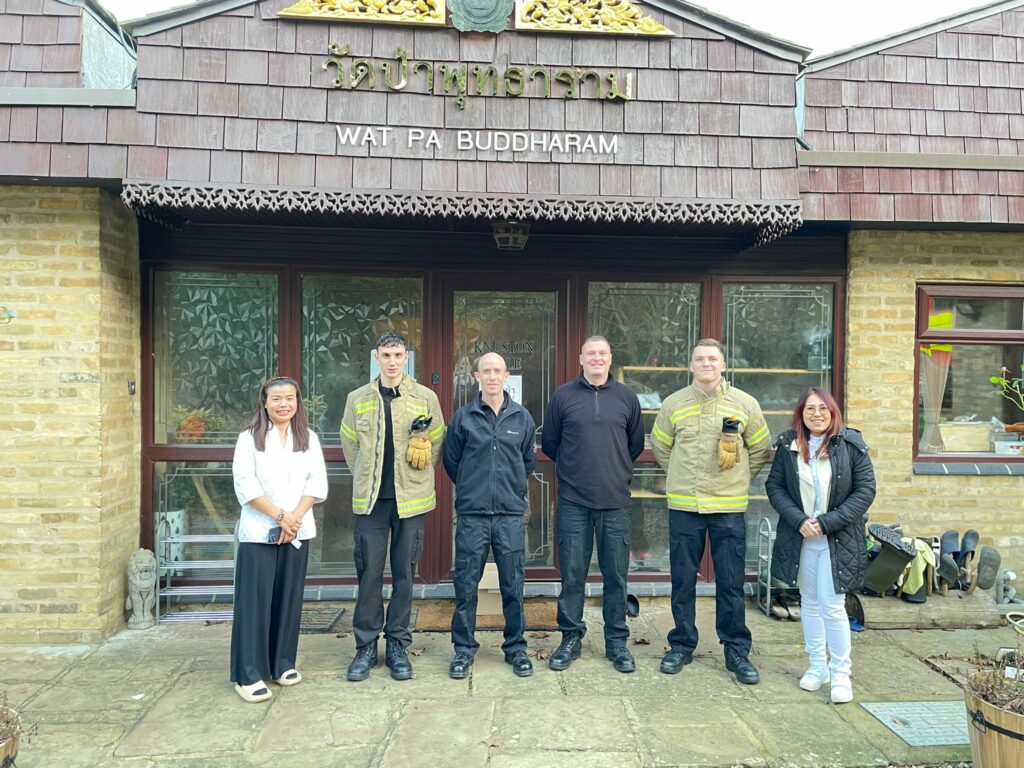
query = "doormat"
(299, 606, 347, 634)
(860, 700, 970, 746)
(412, 598, 558, 632)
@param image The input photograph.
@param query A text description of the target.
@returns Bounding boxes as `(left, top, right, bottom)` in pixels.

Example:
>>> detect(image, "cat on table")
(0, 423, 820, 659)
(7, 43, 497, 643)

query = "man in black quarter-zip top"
(542, 336, 645, 673)
(444, 352, 537, 679)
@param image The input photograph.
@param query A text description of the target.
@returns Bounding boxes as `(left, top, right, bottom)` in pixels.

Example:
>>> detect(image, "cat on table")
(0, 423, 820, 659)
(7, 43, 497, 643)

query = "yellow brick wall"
(847, 230, 1024, 575)
(0, 186, 140, 643)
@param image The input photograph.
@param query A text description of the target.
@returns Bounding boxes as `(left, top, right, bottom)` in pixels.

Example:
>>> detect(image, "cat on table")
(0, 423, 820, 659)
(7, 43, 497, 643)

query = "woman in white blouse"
(230, 376, 328, 703)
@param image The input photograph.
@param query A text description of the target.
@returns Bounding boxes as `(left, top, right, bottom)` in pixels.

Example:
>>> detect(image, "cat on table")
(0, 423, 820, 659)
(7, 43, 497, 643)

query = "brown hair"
(790, 387, 844, 462)
(245, 376, 311, 452)
(691, 338, 724, 357)
(581, 335, 611, 352)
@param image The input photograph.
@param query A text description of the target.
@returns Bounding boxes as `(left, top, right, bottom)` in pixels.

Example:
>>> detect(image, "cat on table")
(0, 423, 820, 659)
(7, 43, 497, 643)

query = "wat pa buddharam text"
(323, 44, 635, 110)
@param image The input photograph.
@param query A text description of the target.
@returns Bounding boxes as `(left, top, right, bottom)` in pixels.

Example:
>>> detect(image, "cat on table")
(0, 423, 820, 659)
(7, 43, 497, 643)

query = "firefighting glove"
(406, 415, 433, 470)
(718, 418, 741, 471)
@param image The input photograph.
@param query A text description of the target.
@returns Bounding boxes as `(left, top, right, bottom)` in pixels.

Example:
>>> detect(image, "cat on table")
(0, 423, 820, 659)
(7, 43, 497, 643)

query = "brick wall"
(0, 185, 140, 643)
(846, 230, 1024, 571)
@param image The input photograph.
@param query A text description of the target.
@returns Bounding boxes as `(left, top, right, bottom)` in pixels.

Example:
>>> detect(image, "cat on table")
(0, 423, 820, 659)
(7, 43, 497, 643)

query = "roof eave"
(803, 0, 1024, 73)
(121, 0, 810, 62)
(123, 0, 258, 38)
(645, 0, 811, 62)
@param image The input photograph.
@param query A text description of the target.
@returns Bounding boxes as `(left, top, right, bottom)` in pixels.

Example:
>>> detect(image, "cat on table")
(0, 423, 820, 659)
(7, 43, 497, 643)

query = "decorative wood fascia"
(120, 182, 802, 246)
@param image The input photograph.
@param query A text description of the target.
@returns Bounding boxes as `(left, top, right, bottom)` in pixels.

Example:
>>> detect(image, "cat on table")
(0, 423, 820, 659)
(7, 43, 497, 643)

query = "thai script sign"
(324, 44, 634, 110)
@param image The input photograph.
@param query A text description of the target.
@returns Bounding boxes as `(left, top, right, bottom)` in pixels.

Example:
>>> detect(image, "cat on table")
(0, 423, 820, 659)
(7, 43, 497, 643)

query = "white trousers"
(797, 536, 852, 678)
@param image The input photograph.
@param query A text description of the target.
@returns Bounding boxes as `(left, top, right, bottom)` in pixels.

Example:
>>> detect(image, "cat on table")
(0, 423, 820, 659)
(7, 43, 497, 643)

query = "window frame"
(914, 282, 1024, 463)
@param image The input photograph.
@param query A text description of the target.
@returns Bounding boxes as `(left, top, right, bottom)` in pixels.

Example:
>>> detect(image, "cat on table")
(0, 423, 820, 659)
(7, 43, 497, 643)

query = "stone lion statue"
(125, 548, 157, 629)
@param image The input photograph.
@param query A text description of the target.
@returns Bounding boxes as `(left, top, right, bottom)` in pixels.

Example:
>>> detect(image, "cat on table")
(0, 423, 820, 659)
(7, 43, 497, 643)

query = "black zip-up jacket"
(443, 393, 537, 515)
(541, 375, 645, 510)
(766, 427, 876, 594)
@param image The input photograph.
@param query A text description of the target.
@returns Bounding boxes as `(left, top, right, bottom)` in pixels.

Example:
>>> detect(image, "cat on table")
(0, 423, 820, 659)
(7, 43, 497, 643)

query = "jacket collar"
(692, 379, 729, 401)
(577, 374, 612, 391)
(373, 374, 419, 396)
(777, 426, 867, 452)
(470, 391, 514, 416)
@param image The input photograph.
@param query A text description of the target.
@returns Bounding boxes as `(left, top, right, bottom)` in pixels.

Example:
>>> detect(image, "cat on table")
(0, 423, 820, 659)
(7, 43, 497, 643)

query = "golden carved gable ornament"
(278, 0, 673, 36)
(515, 0, 672, 36)
(277, 0, 447, 27)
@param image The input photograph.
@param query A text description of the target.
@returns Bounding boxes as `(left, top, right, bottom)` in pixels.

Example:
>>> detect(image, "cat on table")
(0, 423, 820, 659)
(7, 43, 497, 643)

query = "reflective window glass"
(153, 271, 279, 444)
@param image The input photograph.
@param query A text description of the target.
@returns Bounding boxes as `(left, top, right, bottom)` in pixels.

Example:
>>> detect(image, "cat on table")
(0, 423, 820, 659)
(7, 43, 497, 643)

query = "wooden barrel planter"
(965, 673, 1024, 768)
(0, 706, 20, 768)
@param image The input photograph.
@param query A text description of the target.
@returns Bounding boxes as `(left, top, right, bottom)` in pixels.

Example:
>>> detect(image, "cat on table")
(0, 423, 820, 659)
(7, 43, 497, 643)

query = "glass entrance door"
(431, 283, 565, 580)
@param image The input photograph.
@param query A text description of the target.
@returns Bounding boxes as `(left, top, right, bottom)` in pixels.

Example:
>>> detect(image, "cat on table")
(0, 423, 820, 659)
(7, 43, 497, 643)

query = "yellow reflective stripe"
(718, 406, 747, 422)
(405, 403, 429, 415)
(670, 405, 701, 423)
(354, 400, 377, 414)
(340, 421, 358, 442)
(428, 424, 445, 442)
(352, 497, 370, 512)
(666, 493, 749, 506)
(397, 493, 435, 514)
(702, 500, 750, 509)
(745, 425, 769, 446)
(651, 424, 674, 447)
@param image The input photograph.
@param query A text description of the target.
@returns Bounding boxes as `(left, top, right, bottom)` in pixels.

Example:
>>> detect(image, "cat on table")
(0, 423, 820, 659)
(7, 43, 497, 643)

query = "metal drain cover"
(860, 701, 970, 746)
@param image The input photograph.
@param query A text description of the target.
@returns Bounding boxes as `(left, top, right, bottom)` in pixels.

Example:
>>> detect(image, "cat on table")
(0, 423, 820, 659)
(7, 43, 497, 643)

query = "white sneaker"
(799, 666, 830, 691)
(830, 674, 853, 704)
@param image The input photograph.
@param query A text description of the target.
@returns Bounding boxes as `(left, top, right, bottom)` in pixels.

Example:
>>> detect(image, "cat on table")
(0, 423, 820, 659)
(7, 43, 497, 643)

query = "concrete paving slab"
(853, 645, 965, 699)
(741, 700, 889, 767)
(501, 695, 634, 752)
(23, 676, 167, 721)
(17, 721, 125, 768)
(2, 598, 1010, 767)
(114, 670, 268, 757)
(629, 697, 768, 767)
(379, 699, 495, 768)
(329, 699, 393, 747)
(490, 750, 644, 768)
(254, 695, 335, 751)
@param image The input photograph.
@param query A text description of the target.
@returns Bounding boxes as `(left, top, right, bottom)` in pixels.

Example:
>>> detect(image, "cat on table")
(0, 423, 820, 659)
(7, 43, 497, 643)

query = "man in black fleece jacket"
(542, 336, 644, 673)
(443, 352, 537, 680)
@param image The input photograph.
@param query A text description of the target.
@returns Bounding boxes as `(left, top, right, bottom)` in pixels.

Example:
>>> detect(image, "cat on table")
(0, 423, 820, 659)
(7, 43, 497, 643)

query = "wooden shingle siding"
(0, 1, 800, 201)
(805, 8, 1024, 155)
(0, 0, 81, 88)
(802, 5, 1024, 222)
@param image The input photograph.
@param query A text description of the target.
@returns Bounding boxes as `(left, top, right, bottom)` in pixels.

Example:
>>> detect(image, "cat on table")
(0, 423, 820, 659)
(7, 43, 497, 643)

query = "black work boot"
(548, 633, 582, 671)
(449, 652, 473, 680)
(346, 644, 378, 682)
(504, 650, 534, 677)
(605, 646, 636, 673)
(385, 639, 413, 681)
(724, 649, 760, 685)
(660, 649, 694, 675)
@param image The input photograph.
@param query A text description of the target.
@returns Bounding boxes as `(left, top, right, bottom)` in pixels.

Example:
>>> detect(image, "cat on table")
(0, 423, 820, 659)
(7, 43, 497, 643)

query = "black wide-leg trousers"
(230, 540, 310, 686)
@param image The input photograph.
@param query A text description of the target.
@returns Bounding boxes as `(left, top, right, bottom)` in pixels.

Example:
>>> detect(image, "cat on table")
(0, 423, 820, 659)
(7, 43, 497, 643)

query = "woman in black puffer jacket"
(766, 387, 876, 706)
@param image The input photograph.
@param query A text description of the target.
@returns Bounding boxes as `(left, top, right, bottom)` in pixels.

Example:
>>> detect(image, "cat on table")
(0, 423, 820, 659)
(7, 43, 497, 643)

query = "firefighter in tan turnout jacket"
(651, 339, 771, 685)
(340, 332, 445, 683)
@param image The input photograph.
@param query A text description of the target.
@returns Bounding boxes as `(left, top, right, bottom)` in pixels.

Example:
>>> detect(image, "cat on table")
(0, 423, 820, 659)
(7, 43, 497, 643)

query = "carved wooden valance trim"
(120, 182, 802, 246)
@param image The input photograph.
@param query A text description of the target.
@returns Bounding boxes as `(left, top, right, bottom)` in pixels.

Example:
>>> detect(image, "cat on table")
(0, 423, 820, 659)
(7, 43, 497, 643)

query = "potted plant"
(964, 635, 1024, 767)
(172, 405, 227, 443)
(1, 690, 37, 766)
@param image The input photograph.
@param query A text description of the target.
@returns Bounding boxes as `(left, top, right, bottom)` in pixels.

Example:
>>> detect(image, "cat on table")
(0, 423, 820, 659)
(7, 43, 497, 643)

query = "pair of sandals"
(770, 593, 801, 621)
(935, 529, 1001, 595)
(235, 669, 302, 703)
